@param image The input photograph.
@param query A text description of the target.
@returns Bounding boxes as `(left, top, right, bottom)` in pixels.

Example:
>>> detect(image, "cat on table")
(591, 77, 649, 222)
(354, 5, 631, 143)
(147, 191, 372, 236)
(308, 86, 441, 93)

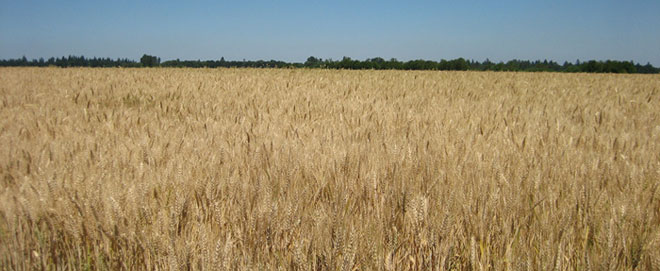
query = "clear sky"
(1, 0, 659, 65)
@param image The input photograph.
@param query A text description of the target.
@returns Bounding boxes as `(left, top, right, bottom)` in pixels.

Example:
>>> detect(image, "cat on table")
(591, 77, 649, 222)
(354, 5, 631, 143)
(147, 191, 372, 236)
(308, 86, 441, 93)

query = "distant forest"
(1, 54, 658, 74)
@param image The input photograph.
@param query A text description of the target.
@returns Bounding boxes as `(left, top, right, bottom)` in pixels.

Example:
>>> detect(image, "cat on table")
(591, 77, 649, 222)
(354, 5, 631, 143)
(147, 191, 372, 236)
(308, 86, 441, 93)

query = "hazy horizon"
(1, 0, 659, 66)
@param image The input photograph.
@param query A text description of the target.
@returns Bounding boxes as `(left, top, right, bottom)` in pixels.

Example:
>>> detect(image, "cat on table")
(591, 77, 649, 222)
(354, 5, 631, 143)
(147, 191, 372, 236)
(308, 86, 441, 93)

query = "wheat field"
(1, 67, 659, 270)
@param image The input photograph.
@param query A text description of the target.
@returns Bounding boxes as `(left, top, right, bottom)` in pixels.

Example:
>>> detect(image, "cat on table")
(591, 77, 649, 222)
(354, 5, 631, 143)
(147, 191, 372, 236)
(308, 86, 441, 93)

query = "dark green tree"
(140, 54, 161, 67)
(305, 56, 322, 68)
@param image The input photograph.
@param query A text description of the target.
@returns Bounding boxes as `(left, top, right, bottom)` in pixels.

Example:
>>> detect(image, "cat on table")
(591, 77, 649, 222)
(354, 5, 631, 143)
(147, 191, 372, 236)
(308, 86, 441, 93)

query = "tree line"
(1, 54, 658, 74)
(0, 55, 141, 67)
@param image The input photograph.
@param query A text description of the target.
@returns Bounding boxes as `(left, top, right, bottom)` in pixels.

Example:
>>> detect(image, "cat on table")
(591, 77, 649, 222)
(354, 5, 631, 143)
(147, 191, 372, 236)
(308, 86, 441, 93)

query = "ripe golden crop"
(1, 67, 659, 270)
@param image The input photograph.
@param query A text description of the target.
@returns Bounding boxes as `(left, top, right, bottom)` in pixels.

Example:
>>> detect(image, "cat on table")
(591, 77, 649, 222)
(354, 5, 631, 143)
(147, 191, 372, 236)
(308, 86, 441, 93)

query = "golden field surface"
(1, 67, 659, 270)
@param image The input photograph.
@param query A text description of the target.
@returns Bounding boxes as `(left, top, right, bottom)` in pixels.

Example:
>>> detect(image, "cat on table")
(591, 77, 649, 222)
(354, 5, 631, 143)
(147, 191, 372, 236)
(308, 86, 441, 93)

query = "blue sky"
(1, 0, 659, 65)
